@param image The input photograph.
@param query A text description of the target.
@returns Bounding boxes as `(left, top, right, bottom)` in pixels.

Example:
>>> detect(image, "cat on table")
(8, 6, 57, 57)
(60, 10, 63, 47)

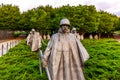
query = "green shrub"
(0, 40, 48, 80)
(13, 31, 27, 37)
(82, 38, 120, 80)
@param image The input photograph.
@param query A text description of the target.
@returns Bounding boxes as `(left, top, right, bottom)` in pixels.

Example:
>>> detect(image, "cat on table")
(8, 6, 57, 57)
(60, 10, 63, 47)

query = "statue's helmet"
(60, 18, 70, 26)
(72, 27, 76, 31)
(31, 28, 35, 32)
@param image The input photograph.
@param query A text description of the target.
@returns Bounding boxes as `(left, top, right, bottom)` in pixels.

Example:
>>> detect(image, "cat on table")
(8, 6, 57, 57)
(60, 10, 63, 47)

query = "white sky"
(0, 0, 120, 16)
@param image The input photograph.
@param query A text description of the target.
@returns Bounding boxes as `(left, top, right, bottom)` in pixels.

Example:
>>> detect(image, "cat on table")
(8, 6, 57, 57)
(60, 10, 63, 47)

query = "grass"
(0, 38, 120, 80)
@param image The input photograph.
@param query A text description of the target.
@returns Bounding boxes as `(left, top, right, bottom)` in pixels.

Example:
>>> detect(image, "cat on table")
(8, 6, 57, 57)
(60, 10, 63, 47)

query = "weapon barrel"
(39, 50, 51, 80)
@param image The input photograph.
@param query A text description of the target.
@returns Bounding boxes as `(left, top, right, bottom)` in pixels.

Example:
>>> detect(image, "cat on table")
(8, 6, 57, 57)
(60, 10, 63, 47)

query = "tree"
(71, 5, 99, 39)
(114, 17, 120, 31)
(98, 11, 116, 38)
(18, 7, 47, 31)
(0, 4, 20, 30)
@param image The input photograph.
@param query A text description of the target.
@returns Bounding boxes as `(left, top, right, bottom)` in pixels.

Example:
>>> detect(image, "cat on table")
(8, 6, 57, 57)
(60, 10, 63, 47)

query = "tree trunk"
(108, 34, 110, 38)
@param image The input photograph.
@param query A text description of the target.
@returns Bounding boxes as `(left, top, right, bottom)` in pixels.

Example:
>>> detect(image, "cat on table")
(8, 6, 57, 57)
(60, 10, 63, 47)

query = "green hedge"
(13, 31, 27, 37)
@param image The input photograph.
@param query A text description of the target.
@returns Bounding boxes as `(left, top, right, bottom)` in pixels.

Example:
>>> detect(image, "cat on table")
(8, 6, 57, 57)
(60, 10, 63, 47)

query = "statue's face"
(61, 24, 69, 33)
(32, 31, 35, 34)
(72, 30, 76, 33)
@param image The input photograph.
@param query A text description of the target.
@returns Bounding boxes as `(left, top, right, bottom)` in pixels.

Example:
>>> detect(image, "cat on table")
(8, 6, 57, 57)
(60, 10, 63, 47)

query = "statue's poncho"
(73, 32, 80, 40)
(44, 30, 89, 80)
(30, 32, 42, 51)
(26, 33, 31, 46)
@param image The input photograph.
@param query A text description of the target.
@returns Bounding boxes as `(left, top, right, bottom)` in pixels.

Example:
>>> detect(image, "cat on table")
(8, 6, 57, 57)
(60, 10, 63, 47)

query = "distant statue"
(71, 27, 80, 40)
(42, 18, 89, 80)
(26, 31, 32, 46)
(89, 34, 93, 39)
(94, 34, 98, 39)
(46, 34, 50, 40)
(27, 29, 42, 51)
(43, 34, 46, 40)
(80, 35, 84, 40)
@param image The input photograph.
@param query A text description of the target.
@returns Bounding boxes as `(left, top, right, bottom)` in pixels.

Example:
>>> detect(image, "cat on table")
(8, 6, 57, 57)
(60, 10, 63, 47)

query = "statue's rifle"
(39, 50, 51, 80)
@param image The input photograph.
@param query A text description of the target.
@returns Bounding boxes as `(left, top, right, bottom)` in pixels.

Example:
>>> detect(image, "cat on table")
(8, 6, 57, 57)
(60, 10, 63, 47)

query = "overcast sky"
(0, 0, 120, 16)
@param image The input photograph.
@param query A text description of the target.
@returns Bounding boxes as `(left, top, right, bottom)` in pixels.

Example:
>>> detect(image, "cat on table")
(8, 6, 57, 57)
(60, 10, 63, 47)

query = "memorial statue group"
(26, 18, 89, 80)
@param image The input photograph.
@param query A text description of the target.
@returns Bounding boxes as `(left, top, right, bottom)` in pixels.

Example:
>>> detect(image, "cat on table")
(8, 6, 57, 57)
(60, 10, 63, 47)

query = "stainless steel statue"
(27, 29, 42, 51)
(42, 18, 89, 80)
(71, 27, 80, 40)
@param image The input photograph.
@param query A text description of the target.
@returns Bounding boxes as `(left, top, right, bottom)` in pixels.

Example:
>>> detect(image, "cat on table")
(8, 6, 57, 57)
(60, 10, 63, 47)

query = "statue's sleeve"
(76, 39, 90, 62)
(44, 35, 54, 62)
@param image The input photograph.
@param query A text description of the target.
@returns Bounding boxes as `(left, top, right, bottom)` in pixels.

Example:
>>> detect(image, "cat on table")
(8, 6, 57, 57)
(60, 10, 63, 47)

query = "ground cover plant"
(0, 40, 48, 80)
(0, 38, 120, 80)
(82, 38, 120, 80)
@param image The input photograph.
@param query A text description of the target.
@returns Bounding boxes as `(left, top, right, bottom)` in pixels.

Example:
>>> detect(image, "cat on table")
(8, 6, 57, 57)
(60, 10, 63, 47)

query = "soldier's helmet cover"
(72, 27, 76, 31)
(31, 28, 35, 32)
(60, 18, 70, 26)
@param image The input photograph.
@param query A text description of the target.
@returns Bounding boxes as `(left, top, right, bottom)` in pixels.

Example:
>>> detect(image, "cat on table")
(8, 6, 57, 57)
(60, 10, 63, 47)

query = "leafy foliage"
(13, 31, 27, 37)
(0, 4, 20, 30)
(0, 4, 119, 36)
(98, 11, 116, 34)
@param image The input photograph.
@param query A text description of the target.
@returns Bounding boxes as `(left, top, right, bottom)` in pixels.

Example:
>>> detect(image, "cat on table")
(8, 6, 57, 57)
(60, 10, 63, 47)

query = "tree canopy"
(0, 4, 120, 35)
